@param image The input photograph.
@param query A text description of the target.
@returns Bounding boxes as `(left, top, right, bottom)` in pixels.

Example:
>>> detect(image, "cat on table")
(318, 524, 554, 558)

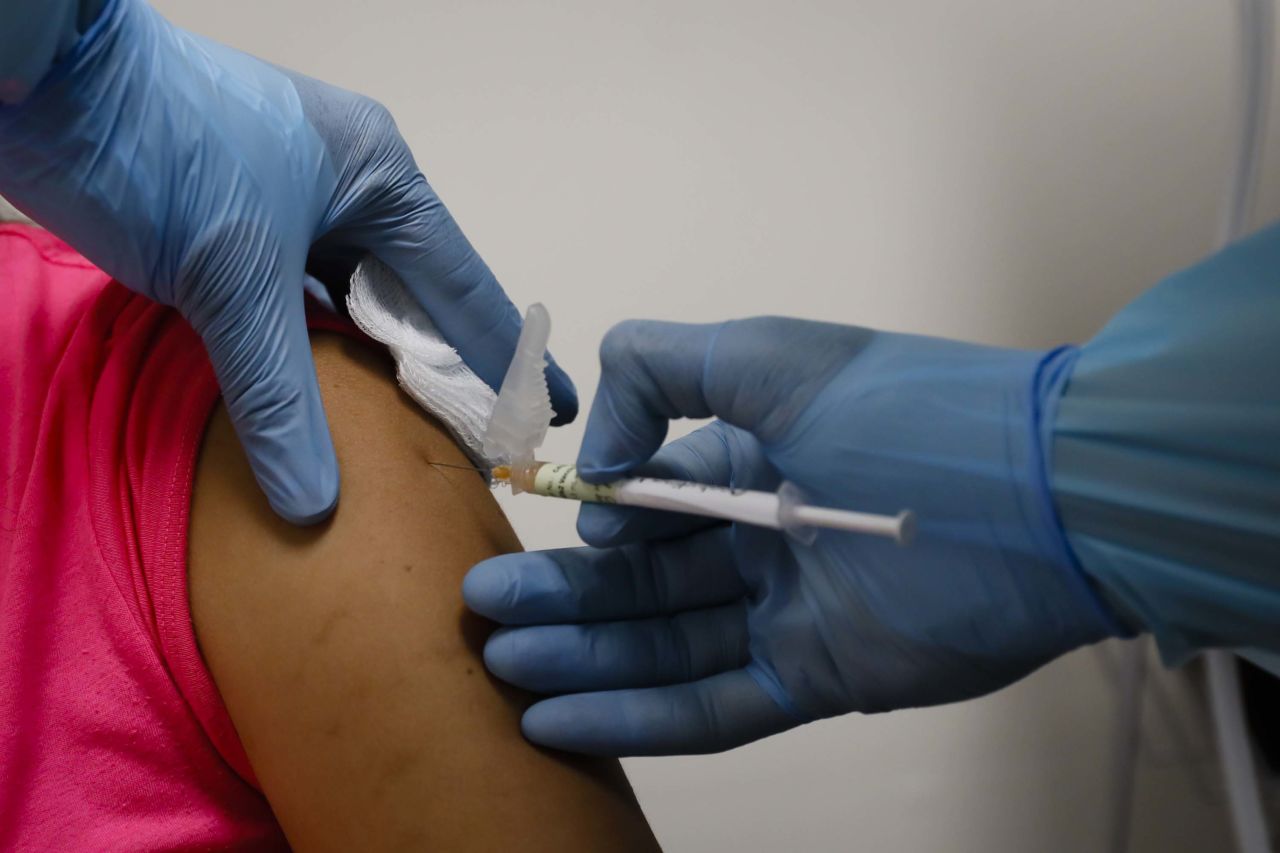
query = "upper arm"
(188, 333, 658, 852)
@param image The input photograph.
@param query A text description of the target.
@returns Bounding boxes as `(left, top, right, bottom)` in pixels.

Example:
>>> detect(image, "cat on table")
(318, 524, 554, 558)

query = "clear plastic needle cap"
(482, 303, 554, 467)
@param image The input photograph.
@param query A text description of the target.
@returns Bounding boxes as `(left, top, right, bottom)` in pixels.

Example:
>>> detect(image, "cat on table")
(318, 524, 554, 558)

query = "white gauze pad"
(346, 257, 498, 467)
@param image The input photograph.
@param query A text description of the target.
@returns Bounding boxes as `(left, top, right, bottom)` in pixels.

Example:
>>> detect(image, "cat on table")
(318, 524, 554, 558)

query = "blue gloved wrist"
(1032, 345, 1134, 640)
(0, 0, 304, 294)
(1, 0, 166, 285)
(0, 0, 109, 105)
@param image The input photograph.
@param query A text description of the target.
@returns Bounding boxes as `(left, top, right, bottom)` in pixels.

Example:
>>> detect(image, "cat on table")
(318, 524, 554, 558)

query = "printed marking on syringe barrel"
(531, 462, 618, 503)
(530, 462, 776, 524)
(613, 476, 783, 528)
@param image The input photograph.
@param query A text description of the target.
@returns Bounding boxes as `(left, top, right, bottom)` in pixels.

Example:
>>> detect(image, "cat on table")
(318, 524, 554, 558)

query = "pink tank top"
(0, 223, 339, 849)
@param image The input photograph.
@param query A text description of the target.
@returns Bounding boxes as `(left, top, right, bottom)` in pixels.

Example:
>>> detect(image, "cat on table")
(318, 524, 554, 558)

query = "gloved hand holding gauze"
(0, 0, 576, 524)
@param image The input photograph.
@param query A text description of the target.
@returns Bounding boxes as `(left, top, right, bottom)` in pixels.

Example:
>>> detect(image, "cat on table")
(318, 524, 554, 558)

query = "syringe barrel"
(516, 461, 624, 504)
(516, 462, 784, 527)
(613, 476, 781, 528)
(512, 462, 911, 543)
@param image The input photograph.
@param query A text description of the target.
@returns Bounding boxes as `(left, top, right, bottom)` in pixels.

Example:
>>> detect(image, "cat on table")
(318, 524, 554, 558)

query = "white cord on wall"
(1108, 4, 1273, 851)
(1208, 2, 1273, 852)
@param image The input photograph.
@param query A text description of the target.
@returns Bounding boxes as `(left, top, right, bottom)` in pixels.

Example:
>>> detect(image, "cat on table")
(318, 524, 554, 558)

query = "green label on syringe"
(531, 463, 618, 504)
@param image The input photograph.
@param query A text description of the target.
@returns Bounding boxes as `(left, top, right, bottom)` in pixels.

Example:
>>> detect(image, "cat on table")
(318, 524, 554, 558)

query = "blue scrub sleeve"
(1052, 220, 1280, 665)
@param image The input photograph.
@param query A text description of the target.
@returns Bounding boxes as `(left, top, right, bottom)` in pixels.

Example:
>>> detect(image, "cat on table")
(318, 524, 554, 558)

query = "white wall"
(152, 1, 1278, 849)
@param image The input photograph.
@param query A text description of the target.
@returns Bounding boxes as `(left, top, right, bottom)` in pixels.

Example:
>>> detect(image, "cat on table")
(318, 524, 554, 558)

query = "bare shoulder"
(189, 332, 658, 852)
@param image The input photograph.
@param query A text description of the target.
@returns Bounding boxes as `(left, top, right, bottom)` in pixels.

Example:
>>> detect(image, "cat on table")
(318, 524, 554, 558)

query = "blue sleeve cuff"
(1052, 220, 1280, 665)
(1034, 345, 1135, 640)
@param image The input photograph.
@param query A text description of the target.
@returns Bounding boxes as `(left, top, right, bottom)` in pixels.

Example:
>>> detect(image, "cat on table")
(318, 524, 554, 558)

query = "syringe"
(493, 461, 915, 545)
(479, 302, 916, 546)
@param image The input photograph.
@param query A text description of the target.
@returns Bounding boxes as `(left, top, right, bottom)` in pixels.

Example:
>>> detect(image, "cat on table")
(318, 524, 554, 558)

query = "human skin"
(188, 332, 660, 852)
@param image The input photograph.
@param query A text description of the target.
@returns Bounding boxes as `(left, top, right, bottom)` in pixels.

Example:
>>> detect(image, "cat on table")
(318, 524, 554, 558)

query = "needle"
(428, 460, 490, 474)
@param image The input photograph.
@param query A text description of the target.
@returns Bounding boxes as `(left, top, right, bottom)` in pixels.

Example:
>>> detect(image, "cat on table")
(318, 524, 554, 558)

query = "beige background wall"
(151, 1, 1279, 849)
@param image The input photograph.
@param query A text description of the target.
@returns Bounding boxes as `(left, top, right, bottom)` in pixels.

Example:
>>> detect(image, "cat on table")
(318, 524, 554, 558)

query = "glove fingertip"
(576, 396, 656, 484)
(481, 628, 520, 682)
(576, 423, 665, 485)
(521, 699, 593, 754)
(461, 558, 507, 618)
(575, 503, 632, 546)
(545, 355, 578, 426)
(247, 413, 341, 526)
(271, 476, 340, 526)
(575, 453, 641, 484)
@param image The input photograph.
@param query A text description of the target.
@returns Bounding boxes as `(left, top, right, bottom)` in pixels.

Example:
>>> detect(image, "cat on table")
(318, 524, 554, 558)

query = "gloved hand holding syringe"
(478, 304, 914, 545)
(464, 306, 1123, 756)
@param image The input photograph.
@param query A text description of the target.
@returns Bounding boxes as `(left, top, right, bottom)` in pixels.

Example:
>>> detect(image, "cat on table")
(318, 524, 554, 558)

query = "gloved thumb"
(577, 316, 872, 481)
(186, 273, 339, 525)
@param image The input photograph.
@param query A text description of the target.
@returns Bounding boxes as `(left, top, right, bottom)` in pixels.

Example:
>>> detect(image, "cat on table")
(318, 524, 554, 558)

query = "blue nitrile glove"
(0, 0, 576, 524)
(464, 318, 1125, 755)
